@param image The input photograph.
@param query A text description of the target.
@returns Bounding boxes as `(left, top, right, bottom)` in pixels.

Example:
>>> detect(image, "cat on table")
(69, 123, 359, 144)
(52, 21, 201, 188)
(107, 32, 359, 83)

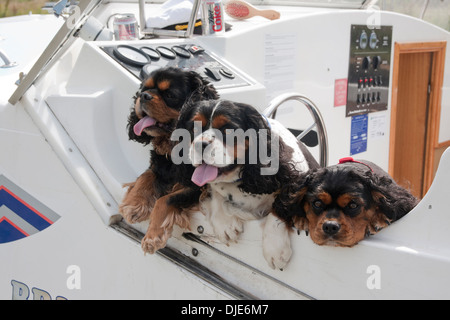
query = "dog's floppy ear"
(187, 71, 219, 101)
(363, 171, 418, 223)
(272, 170, 316, 227)
(172, 100, 201, 188)
(241, 102, 270, 130)
(236, 102, 280, 194)
(175, 99, 201, 131)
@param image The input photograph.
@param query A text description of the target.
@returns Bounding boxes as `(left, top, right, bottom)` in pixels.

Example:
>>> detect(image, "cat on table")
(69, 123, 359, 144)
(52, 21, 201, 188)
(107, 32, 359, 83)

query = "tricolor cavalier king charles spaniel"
(119, 67, 219, 254)
(273, 157, 418, 247)
(175, 99, 319, 269)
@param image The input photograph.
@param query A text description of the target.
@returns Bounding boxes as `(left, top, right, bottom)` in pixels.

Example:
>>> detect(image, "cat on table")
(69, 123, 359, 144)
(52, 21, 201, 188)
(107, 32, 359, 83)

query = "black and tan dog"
(119, 67, 219, 254)
(175, 99, 319, 269)
(274, 157, 418, 247)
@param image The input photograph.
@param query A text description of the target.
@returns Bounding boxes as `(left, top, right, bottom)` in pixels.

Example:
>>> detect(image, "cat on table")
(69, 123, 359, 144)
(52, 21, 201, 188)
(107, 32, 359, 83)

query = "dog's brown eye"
(312, 200, 323, 209)
(347, 201, 359, 210)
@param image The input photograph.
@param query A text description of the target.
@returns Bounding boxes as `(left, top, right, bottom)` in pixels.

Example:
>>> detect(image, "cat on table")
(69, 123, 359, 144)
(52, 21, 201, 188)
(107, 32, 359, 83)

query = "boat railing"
(0, 49, 18, 68)
(263, 93, 329, 168)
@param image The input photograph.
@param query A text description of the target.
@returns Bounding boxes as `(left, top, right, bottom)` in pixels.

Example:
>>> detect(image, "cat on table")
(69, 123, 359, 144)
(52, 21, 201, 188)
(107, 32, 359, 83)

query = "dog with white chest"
(175, 99, 319, 269)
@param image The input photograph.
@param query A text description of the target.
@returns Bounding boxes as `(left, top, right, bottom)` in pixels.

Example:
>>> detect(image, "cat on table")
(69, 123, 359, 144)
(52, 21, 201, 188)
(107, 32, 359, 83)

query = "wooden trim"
(437, 140, 450, 150)
(426, 42, 447, 190)
(434, 141, 450, 178)
(388, 43, 402, 175)
(389, 41, 447, 196)
(392, 41, 447, 53)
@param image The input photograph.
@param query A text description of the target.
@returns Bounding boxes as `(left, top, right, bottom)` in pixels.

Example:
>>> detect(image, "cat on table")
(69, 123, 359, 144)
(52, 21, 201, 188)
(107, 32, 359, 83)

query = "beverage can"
(113, 14, 138, 40)
(201, 0, 225, 36)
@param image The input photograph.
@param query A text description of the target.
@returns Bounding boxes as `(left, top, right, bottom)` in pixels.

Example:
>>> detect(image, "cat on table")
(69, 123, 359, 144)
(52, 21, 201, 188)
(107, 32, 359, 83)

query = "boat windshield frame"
(8, 0, 102, 105)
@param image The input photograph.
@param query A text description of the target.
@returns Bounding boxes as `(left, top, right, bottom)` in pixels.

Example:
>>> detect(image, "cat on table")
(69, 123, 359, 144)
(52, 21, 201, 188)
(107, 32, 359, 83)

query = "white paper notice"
(264, 34, 297, 102)
(369, 113, 387, 140)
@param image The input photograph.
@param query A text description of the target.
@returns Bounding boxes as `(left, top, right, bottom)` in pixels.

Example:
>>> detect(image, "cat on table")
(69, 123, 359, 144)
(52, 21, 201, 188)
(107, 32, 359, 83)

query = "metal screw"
(192, 248, 199, 257)
(197, 225, 204, 234)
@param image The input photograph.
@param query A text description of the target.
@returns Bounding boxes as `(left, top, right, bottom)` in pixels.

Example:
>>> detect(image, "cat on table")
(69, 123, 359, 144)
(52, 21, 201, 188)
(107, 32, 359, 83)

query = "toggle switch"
(204, 67, 221, 81)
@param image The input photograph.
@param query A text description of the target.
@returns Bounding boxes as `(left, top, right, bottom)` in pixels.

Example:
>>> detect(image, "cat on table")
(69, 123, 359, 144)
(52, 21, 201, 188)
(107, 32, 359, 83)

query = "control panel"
(346, 25, 393, 117)
(101, 42, 250, 90)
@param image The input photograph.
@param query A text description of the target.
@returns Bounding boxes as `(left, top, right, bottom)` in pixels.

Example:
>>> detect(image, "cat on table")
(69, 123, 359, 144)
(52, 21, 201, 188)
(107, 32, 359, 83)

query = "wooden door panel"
(392, 52, 432, 197)
(390, 41, 446, 199)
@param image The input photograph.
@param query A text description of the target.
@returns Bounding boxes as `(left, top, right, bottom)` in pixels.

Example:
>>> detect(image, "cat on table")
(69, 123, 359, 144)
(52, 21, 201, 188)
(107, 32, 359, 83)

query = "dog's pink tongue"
(133, 116, 156, 136)
(191, 163, 219, 186)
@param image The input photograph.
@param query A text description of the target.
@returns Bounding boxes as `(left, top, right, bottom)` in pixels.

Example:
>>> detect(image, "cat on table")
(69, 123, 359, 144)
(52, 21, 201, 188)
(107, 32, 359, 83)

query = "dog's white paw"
(262, 213, 292, 270)
(263, 242, 292, 270)
(212, 215, 244, 244)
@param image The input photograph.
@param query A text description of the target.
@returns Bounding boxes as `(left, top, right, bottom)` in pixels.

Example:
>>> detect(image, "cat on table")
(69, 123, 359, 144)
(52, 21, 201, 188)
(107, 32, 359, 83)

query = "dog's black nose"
(201, 141, 209, 151)
(322, 221, 340, 236)
(140, 92, 153, 101)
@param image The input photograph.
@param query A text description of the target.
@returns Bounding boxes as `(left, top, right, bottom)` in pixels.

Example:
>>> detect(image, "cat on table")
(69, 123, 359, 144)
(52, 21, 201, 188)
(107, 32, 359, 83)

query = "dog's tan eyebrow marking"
(192, 112, 207, 127)
(158, 79, 171, 91)
(337, 194, 355, 208)
(144, 77, 155, 88)
(212, 114, 230, 129)
(317, 192, 332, 205)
